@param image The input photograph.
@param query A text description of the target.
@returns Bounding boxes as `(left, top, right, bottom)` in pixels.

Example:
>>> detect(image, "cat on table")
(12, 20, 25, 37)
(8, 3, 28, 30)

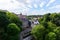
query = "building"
(17, 13, 29, 29)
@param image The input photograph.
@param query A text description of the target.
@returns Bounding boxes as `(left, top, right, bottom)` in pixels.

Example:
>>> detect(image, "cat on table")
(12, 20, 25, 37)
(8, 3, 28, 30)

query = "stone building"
(17, 13, 29, 29)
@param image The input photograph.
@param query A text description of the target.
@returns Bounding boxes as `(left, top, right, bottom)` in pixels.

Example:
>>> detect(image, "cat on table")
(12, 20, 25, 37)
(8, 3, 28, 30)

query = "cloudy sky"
(0, 0, 60, 15)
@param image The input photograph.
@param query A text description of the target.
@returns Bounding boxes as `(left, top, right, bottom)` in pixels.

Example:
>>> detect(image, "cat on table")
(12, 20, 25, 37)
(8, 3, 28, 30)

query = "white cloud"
(25, 0, 30, 3)
(46, 0, 55, 7)
(40, 1, 46, 8)
(25, 0, 33, 4)
(34, 4, 38, 8)
(0, 0, 59, 15)
(0, 0, 30, 14)
(0, 0, 20, 9)
(48, 5, 60, 13)
(49, 5, 60, 9)
(27, 5, 33, 8)
(0, 0, 10, 3)
(31, 9, 51, 15)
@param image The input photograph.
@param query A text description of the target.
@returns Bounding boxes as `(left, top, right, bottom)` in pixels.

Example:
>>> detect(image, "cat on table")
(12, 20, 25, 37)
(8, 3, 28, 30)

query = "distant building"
(17, 13, 26, 18)
(17, 13, 29, 29)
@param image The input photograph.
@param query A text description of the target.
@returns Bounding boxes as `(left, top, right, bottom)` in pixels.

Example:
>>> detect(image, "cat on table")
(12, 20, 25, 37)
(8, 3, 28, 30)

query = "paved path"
(20, 28, 32, 40)
(23, 35, 32, 40)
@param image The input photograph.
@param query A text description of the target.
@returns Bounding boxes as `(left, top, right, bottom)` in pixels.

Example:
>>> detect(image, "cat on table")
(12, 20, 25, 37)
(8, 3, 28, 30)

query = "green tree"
(54, 27, 60, 40)
(47, 22, 57, 32)
(0, 10, 22, 40)
(6, 12, 22, 29)
(31, 13, 60, 40)
(45, 32, 56, 40)
(31, 25, 45, 40)
(50, 13, 60, 26)
(6, 23, 20, 40)
(0, 11, 9, 28)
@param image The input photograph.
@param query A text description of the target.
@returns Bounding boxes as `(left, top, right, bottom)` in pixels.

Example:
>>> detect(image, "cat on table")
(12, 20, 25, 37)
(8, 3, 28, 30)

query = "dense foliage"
(31, 13, 60, 40)
(0, 10, 22, 40)
(6, 12, 22, 29)
(7, 23, 20, 40)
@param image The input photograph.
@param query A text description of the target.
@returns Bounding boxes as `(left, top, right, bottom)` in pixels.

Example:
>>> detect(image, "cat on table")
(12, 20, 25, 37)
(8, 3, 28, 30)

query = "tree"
(31, 25, 45, 40)
(0, 11, 9, 28)
(31, 13, 60, 40)
(45, 32, 56, 40)
(6, 23, 20, 40)
(54, 27, 60, 40)
(6, 12, 22, 29)
(50, 13, 60, 26)
(0, 10, 22, 40)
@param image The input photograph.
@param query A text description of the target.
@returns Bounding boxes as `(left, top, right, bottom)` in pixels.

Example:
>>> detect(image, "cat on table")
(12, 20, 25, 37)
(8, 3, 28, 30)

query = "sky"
(0, 0, 60, 15)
